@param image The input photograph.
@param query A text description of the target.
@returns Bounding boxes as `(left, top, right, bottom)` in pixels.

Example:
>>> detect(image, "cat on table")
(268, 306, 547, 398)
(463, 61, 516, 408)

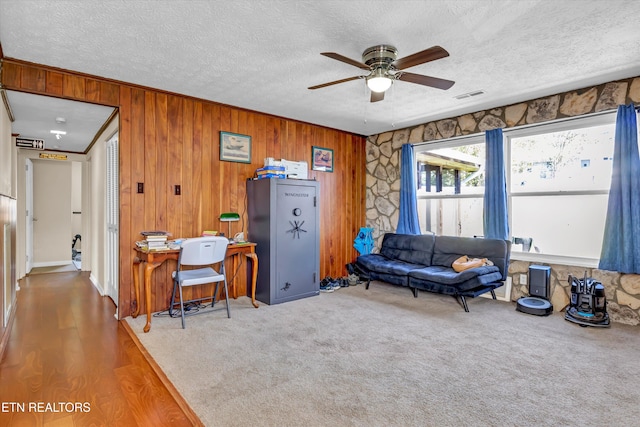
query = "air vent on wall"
(454, 90, 485, 100)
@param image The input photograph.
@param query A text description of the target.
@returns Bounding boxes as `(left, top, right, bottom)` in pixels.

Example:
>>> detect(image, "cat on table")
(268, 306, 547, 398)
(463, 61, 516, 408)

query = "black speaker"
(529, 265, 551, 299)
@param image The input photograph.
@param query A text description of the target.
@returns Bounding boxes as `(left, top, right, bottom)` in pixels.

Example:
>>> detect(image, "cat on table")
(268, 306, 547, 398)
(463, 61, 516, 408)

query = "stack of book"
(140, 230, 171, 251)
(255, 165, 286, 179)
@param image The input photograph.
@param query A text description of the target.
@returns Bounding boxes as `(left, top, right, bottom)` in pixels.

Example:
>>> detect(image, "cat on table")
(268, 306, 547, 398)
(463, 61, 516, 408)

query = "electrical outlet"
(174, 185, 181, 195)
(137, 182, 144, 193)
(520, 274, 528, 285)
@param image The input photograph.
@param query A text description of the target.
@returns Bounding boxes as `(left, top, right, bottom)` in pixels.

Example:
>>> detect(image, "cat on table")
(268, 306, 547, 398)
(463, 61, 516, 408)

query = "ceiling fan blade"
(393, 45, 449, 70)
(397, 72, 455, 90)
(370, 91, 385, 103)
(321, 52, 370, 70)
(308, 76, 362, 90)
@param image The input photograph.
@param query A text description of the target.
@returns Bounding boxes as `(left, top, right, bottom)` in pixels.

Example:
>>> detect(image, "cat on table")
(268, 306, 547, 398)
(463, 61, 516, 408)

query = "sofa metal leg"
(458, 295, 470, 312)
(490, 289, 497, 300)
(410, 287, 418, 298)
(365, 279, 371, 290)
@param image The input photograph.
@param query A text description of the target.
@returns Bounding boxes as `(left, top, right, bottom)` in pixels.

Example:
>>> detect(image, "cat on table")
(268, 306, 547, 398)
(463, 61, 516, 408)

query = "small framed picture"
(311, 146, 334, 172)
(220, 131, 252, 163)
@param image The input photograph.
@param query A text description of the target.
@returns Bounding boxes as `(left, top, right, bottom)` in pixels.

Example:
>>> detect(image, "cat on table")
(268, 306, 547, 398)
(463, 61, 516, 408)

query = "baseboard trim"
(32, 260, 73, 268)
(120, 319, 204, 427)
(89, 273, 105, 296)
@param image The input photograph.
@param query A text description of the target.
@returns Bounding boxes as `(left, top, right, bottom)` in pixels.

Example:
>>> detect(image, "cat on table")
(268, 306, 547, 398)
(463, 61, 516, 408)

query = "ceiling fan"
(308, 44, 455, 102)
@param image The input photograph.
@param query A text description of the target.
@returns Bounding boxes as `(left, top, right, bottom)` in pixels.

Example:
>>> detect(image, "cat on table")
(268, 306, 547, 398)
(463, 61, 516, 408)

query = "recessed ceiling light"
(55, 117, 66, 124)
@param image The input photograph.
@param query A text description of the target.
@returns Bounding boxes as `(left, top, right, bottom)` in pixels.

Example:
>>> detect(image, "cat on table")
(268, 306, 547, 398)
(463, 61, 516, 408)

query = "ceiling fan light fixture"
(367, 69, 392, 93)
(311, 44, 453, 102)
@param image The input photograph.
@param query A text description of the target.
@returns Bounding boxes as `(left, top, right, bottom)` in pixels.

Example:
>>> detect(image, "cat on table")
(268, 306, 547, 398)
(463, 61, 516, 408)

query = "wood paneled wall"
(1, 59, 367, 318)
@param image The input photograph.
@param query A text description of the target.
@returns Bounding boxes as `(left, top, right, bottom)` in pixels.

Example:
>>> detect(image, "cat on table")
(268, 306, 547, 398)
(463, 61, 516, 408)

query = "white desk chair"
(170, 236, 230, 328)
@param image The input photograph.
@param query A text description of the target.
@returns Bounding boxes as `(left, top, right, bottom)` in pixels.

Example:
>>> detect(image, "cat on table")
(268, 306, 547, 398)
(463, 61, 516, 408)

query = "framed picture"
(311, 146, 334, 172)
(220, 131, 251, 163)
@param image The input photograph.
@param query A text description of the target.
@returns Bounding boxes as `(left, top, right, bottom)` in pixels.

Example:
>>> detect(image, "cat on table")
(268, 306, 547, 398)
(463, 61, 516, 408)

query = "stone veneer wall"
(365, 76, 640, 325)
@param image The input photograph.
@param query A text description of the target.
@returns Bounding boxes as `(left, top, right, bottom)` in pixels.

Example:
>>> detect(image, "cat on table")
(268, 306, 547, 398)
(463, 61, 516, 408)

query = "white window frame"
(414, 111, 617, 268)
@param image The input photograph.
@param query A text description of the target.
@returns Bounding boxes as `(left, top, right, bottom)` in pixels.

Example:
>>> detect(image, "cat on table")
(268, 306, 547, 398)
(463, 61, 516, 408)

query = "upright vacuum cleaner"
(565, 272, 610, 328)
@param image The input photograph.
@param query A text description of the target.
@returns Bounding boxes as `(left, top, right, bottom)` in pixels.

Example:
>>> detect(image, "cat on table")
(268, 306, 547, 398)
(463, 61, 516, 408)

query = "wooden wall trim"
(2, 59, 367, 319)
(0, 195, 17, 352)
(2, 57, 366, 137)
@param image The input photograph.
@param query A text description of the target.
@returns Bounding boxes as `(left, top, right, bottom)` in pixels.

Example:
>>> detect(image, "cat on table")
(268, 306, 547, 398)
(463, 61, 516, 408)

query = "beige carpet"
(126, 282, 640, 427)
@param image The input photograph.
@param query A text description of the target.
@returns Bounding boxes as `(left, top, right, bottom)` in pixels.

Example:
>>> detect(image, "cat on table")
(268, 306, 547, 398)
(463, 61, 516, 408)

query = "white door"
(106, 133, 119, 306)
(25, 158, 33, 274)
(32, 160, 72, 266)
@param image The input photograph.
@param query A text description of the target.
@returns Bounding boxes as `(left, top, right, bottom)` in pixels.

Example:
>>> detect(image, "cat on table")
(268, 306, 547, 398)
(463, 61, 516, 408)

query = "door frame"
(25, 158, 33, 274)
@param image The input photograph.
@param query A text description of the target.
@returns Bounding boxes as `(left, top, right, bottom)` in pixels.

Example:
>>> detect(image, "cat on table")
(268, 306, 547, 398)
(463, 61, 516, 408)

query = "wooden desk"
(132, 242, 258, 333)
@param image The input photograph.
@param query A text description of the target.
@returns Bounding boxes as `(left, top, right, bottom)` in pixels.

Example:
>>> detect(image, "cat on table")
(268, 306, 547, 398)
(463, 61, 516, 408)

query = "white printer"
(265, 158, 308, 179)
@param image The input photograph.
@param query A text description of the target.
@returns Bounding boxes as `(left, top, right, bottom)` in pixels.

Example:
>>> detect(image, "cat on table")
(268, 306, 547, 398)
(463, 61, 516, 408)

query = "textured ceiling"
(1, 0, 640, 153)
(5, 91, 115, 153)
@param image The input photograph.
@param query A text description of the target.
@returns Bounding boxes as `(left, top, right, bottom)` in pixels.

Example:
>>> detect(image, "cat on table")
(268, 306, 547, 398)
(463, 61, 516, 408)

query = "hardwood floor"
(0, 271, 201, 426)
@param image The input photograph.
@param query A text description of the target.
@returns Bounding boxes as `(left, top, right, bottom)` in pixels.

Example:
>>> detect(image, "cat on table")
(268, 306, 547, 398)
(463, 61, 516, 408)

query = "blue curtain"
(483, 128, 509, 240)
(396, 144, 421, 234)
(599, 104, 640, 273)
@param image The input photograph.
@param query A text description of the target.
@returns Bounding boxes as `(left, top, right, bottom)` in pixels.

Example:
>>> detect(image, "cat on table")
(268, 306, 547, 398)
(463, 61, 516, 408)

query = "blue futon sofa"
(356, 233, 511, 311)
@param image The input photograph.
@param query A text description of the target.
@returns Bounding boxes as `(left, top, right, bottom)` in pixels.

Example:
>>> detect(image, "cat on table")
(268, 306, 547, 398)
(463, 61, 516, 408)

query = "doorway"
(30, 158, 73, 268)
(7, 90, 117, 292)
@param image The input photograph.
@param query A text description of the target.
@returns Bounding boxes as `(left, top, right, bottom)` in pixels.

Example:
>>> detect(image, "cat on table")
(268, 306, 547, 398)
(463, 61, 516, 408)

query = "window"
(417, 144, 485, 195)
(414, 112, 616, 262)
(416, 137, 485, 237)
(508, 118, 614, 259)
(510, 123, 613, 193)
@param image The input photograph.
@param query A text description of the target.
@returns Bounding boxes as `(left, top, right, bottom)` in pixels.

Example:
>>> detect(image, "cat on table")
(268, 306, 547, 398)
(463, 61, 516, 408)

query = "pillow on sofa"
(379, 233, 436, 266)
(452, 255, 493, 272)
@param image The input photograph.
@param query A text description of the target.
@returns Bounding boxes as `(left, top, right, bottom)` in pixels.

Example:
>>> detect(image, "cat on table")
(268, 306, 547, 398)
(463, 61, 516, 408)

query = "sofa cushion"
(378, 233, 435, 266)
(357, 254, 424, 276)
(431, 235, 510, 280)
(368, 271, 410, 287)
(408, 266, 504, 294)
(408, 265, 502, 286)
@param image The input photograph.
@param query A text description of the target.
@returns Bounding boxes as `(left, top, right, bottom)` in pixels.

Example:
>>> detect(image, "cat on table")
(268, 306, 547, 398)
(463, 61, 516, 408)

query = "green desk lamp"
(219, 212, 240, 240)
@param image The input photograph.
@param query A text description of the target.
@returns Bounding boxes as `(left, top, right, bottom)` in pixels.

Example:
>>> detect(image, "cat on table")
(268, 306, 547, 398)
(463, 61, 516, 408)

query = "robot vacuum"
(516, 265, 553, 316)
(516, 296, 553, 316)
